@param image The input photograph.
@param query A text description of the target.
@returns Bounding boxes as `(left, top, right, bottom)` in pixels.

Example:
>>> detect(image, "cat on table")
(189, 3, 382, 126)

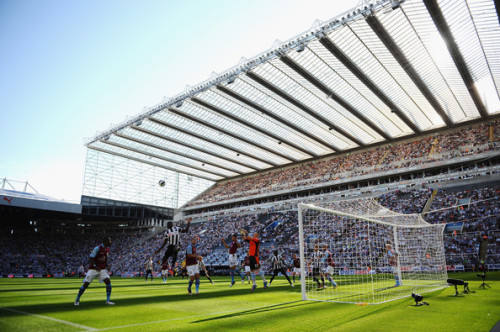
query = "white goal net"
(298, 199, 448, 304)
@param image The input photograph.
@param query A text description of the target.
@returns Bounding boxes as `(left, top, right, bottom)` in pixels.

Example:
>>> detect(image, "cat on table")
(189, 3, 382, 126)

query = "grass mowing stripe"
(0, 306, 97, 331)
(94, 301, 302, 331)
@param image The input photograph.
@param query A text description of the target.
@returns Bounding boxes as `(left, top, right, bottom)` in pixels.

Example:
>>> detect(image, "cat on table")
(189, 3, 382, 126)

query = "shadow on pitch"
(191, 300, 316, 323)
(0, 282, 300, 317)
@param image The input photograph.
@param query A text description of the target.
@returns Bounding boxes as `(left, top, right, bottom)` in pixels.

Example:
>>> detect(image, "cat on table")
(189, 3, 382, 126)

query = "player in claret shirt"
(186, 236, 203, 295)
(222, 234, 241, 287)
(161, 261, 169, 284)
(74, 237, 114, 306)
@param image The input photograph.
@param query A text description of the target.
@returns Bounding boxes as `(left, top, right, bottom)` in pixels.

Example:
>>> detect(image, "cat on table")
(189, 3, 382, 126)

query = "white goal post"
(298, 200, 448, 304)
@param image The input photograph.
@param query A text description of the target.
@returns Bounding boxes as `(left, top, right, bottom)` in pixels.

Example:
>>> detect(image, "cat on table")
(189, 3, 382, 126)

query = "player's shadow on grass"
(191, 300, 316, 323)
(0, 284, 300, 316)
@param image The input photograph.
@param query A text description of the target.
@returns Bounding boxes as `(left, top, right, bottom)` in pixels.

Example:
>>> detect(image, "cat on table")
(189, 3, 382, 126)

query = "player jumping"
(155, 218, 191, 275)
(74, 237, 114, 306)
(222, 234, 241, 287)
(242, 230, 267, 291)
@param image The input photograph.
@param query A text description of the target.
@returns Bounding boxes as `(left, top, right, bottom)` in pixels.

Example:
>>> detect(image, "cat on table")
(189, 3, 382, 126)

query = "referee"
(155, 217, 191, 274)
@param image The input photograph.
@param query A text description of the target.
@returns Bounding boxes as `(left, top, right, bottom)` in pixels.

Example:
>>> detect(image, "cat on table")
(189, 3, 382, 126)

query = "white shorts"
(293, 267, 301, 274)
(186, 264, 200, 277)
(228, 254, 238, 267)
(244, 266, 250, 273)
(326, 266, 335, 275)
(83, 269, 110, 284)
(161, 270, 168, 275)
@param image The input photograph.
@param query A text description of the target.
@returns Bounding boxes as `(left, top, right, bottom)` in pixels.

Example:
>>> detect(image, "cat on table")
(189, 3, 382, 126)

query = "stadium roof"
(86, 0, 500, 182)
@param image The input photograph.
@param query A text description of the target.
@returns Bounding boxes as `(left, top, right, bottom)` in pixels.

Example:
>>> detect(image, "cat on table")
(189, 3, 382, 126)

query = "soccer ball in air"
(158, 180, 166, 187)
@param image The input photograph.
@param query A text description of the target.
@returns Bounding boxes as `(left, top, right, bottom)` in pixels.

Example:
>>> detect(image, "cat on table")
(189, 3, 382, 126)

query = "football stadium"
(1, 0, 500, 330)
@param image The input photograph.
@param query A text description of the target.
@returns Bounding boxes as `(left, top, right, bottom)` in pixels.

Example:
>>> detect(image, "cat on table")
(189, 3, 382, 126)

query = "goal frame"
(298, 202, 448, 304)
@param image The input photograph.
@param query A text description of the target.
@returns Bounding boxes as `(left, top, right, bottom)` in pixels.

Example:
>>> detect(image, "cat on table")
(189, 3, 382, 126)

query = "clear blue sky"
(0, 0, 358, 201)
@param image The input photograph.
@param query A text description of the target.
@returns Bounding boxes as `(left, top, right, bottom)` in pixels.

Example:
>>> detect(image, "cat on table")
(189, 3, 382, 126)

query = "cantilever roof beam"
(216, 85, 339, 152)
(162, 107, 293, 163)
(245, 71, 364, 147)
(130, 125, 266, 169)
(87, 146, 220, 182)
(114, 132, 252, 173)
(280, 55, 392, 141)
(99, 139, 233, 177)
(319, 37, 421, 134)
(366, 14, 453, 127)
(191, 97, 315, 158)
(423, 0, 488, 119)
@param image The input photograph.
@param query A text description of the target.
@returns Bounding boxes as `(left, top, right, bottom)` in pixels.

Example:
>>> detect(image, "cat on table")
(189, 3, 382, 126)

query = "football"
(158, 179, 166, 187)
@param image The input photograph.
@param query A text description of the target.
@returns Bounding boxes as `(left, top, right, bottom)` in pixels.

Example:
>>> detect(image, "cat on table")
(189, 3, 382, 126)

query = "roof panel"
(153, 105, 289, 166)
(196, 89, 312, 159)
(90, 141, 224, 181)
(378, 1, 479, 122)
(333, 19, 444, 129)
(85, 0, 500, 183)
(118, 125, 258, 173)
(223, 77, 344, 153)
(441, 0, 500, 115)
(289, 40, 412, 138)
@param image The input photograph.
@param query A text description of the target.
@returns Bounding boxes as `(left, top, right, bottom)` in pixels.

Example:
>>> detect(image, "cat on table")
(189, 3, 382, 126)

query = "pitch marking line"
(0, 306, 97, 331)
(95, 301, 302, 331)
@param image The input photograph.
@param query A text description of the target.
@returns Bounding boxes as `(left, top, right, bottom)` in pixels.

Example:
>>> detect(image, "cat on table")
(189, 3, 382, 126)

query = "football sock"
(106, 284, 112, 301)
(251, 272, 256, 286)
(321, 277, 325, 287)
(195, 279, 200, 292)
(76, 285, 86, 301)
(293, 275, 296, 283)
(230, 270, 235, 283)
(188, 279, 193, 290)
(260, 271, 267, 283)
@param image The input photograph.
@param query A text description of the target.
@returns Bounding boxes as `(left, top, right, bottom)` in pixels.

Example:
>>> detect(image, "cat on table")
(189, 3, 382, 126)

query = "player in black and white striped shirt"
(155, 217, 191, 274)
(268, 250, 293, 287)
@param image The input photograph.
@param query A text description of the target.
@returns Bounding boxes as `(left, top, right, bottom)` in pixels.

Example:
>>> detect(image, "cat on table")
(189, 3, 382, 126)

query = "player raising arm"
(241, 230, 267, 291)
(74, 237, 114, 306)
(155, 218, 191, 274)
(222, 234, 241, 287)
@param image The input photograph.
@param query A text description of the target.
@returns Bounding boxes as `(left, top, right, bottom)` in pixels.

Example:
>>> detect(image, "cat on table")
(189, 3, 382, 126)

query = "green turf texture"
(0, 272, 499, 331)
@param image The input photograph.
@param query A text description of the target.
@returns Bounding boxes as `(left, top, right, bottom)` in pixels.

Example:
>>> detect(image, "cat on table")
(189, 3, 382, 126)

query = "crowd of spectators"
(187, 120, 499, 206)
(1, 184, 498, 277)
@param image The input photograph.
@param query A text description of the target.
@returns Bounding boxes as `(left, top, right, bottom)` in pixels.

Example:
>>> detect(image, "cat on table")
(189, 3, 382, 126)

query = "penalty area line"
(0, 306, 97, 331)
(95, 301, 302, 331)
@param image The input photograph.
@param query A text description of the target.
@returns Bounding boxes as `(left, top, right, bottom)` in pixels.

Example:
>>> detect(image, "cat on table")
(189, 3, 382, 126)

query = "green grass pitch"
(0, 272, 499, 331)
